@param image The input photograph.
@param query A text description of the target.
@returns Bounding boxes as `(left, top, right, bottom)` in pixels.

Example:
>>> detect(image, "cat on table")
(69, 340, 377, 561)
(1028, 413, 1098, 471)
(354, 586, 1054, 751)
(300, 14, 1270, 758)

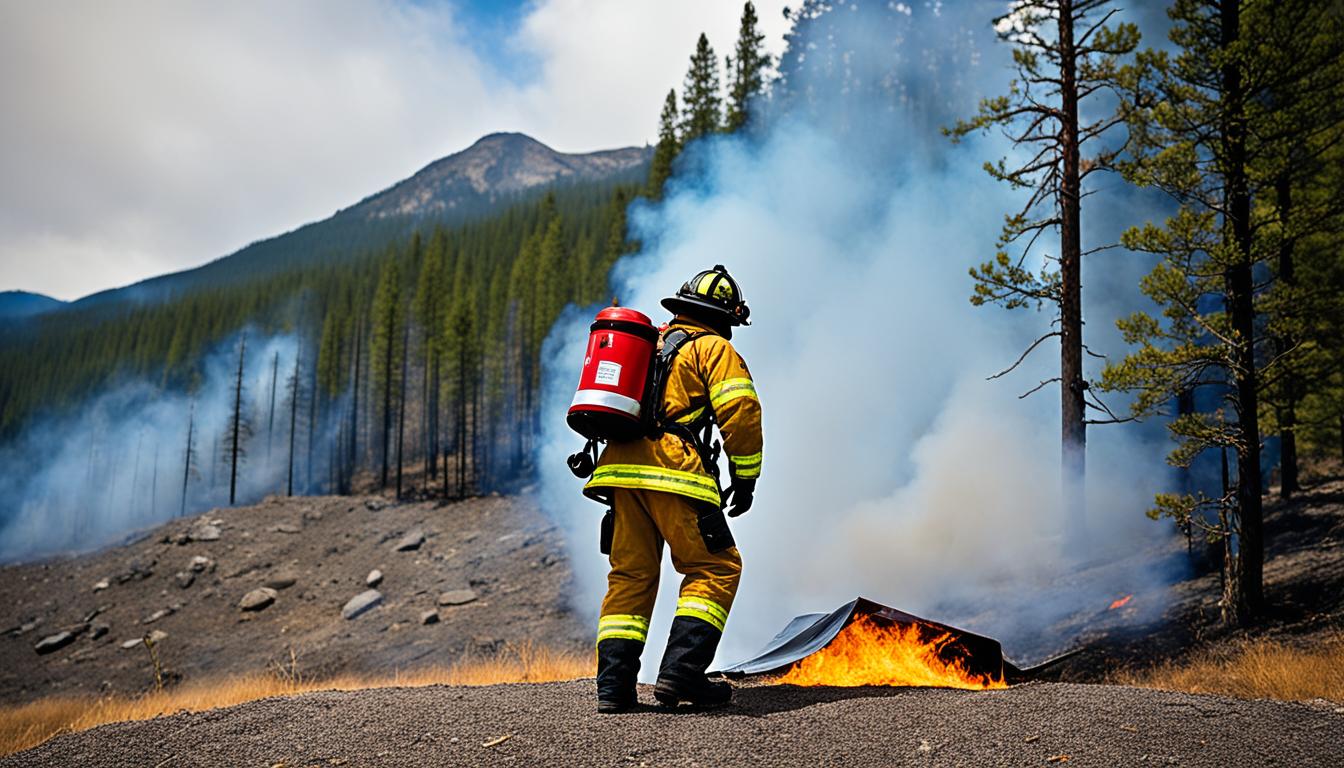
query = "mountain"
(347, 132, 651, 220)
(0, 291, 65, 320)
(70, 133, 650, 308)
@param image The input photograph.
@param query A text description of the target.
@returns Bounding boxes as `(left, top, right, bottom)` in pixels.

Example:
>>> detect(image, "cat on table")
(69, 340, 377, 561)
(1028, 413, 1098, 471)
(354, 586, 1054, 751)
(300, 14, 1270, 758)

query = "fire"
(774, 616, 1007, 690)
(1108, 594, 1133, 610)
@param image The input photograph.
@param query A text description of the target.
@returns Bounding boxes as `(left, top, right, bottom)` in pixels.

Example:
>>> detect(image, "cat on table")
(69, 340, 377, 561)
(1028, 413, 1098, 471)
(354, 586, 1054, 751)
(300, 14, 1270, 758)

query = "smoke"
(0, 330, 332, 562)
(536, 1, 1179, 673)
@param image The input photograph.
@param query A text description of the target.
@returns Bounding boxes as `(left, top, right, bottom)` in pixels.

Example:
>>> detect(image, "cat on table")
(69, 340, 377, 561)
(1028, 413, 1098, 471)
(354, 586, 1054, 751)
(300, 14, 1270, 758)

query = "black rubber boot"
(596, 638, 643, 713)
(654, 616, 732, 709)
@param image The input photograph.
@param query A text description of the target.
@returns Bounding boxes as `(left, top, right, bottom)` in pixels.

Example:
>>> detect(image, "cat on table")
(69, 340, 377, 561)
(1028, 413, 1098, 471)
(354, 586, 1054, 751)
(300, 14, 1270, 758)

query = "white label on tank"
(594, 360, 622, 386)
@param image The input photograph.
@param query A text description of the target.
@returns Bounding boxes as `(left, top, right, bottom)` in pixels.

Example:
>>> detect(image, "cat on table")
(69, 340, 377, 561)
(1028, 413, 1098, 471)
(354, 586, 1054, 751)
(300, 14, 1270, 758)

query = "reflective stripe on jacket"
(585, 316, 763, 504)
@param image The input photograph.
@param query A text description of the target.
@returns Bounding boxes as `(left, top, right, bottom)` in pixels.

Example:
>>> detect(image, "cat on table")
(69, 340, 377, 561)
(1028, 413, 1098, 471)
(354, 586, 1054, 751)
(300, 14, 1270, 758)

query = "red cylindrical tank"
(567, 307, 658, 441)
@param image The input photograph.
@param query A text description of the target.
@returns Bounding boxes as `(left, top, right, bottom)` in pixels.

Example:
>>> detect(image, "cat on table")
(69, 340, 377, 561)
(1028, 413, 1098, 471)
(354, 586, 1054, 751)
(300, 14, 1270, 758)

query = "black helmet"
(660, 264, 751, 327)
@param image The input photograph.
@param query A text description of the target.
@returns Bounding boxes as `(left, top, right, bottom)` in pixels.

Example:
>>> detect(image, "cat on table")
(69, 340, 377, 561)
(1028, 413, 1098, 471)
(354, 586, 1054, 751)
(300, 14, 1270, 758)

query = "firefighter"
(585, 264, 762, 712)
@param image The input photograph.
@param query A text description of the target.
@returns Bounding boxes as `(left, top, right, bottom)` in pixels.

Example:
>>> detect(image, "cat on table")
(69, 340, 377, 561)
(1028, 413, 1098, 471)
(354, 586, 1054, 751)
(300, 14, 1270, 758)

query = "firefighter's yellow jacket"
(586, 317, 762, 507)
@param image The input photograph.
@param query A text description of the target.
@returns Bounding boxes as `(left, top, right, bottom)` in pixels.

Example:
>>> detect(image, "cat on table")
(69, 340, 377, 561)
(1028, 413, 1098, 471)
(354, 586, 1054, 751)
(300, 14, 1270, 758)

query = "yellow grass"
(0, 641, 592, 757)
(1111, 634, 1344, 703)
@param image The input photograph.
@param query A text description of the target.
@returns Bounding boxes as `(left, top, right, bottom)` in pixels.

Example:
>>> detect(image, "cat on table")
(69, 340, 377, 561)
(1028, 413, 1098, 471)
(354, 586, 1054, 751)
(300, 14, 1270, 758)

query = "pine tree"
(286, 348, 301, 496)
(1097, 0, 1343, 624)
(647, 90, 681, 200)
(370, 257, 405, 488)
(681, 33, 723, 143)
(725, 2, 770, 133)
(947, 0, 1140, 529)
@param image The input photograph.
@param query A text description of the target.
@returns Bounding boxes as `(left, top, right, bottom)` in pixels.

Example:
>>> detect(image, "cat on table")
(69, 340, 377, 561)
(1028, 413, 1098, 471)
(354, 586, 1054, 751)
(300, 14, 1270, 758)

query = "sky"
(0, 0, 791, 302)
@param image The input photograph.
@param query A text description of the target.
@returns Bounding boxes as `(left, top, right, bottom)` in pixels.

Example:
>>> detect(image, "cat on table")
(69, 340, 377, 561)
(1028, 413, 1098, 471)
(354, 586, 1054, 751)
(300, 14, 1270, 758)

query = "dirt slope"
(4, 680, 1341, 767)
(0, 494, 585, 703)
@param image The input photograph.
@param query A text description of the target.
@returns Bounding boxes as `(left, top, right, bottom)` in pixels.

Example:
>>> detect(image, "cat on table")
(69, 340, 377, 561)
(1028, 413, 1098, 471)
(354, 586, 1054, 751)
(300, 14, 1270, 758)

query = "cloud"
(0, 0, 788, 301)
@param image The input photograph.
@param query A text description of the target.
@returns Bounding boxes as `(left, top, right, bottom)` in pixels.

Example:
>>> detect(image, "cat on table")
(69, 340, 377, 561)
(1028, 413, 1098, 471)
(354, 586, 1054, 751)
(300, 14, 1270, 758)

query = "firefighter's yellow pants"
(597, 488, 742, 644)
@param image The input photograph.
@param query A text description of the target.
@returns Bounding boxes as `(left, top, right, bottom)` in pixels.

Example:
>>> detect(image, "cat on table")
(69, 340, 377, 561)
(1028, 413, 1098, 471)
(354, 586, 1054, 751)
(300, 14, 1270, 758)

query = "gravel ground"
(5, 680, 1341, 767)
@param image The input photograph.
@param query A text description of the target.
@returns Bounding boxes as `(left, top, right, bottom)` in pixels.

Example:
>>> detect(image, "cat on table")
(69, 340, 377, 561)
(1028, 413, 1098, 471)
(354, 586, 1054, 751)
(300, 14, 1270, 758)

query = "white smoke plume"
(536, 2, 1178, 673)
(0, 330, 325, 561)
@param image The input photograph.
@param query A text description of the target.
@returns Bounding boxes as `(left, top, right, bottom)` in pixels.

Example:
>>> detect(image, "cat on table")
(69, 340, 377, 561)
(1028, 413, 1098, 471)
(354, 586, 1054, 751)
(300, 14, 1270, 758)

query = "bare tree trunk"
(1057, 0, 1087, 532)
(1221, 0, 1261, 623)
(396, 322, 409, 500)
(229, 335, 246, 506)
(181, 407, 194, 517)
(287, 349, 301, 496)
(306, 350, 317, 493)
(349, 318, 362, 492)
(381, 314, 394, 489)
(1274, 171, 1300, 498)
(267, 350, 279, 461)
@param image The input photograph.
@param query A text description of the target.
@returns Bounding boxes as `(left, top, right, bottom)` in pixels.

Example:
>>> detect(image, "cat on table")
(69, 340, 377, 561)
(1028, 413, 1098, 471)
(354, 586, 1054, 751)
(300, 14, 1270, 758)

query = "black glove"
(724, 477, 756, 518)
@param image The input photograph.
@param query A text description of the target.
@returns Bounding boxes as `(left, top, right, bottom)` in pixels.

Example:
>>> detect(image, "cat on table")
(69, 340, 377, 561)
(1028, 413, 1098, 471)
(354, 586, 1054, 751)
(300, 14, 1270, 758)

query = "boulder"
(366, 569, 384, 588)
(191, 524, 221, 542)
(419, 610, 440, 625)
(342, 589, 383, 620)
(437, 589, 478, 607)
(239, 587, 278, 612)
(188, 555, 214, 573)
(90, 623, 110, 640)
(175, 571, 195, 589)
(394, 530, 425, 552)
(34, 631, 77, 655)
(92, 579, 110, 592)
(264, 573, 298, 590)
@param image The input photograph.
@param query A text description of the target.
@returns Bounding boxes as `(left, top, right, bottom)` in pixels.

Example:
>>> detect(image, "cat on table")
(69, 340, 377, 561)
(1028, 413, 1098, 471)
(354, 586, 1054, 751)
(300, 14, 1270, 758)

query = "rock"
(239, 587, 278, 612)
(272, 523, 301, 534)
(142, 608, 174, 625)
(303, 508, 324, 521)
(191, 524, 221, 542)
(92, 579, 110, 592)
(145, 629, 168, 645)
(34, 631, 77, 655)
(264, 573, 298, 590)
(419, 610, 440, 625)
(541, 553, 560, 567)
(16, 618, 40, 635)
(175, 571, 195, 589)
(188, 555, 215, 573)
(366, 569, 384, 588)
(394, 530, 425, 551)
(365, 498, 389, 511)
(90, 623, 110, 640)
(342, 589, 384, 620)
(120, 637, 143, 649)
(437, 589, 478, 607)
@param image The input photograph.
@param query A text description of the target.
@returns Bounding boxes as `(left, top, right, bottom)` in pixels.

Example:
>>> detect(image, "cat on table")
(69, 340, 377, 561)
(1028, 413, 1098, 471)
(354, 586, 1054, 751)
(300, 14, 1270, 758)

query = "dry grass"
(1110, 634, 1344, 703)
(0, 641, 592, 757)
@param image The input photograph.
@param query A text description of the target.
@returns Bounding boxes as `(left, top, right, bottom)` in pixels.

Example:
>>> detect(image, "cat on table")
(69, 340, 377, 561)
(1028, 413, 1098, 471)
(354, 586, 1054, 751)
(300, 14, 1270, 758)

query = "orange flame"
(774, 615, 1008, 690)
(1108, 594, 1133, 610)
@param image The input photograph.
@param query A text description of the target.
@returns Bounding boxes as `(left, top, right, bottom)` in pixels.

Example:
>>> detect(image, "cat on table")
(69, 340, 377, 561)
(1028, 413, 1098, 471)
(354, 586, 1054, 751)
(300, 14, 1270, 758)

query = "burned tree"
(287, 348, 302, 497)
(225, 334, 252, 505)
(947, 0, 1139, 523)
(180, 403, 197, 516)
(371, 258, 405, 489)
(267, 349, 279, 459)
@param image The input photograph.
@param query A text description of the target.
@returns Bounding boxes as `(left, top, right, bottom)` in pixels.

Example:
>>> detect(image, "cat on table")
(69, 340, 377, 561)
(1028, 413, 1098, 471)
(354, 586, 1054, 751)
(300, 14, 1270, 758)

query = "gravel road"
(5, 680, 1340, 767)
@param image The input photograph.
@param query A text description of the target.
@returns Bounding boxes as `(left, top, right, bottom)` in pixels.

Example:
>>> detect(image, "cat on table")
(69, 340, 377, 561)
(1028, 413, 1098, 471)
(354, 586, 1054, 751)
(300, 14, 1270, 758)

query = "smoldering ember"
(0, 2, 1341, 766)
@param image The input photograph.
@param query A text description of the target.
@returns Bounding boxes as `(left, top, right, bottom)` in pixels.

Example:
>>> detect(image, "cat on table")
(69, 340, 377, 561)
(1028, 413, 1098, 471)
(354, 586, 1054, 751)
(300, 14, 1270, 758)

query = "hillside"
(0, 494, 584, 703)
(0, 292, 64, 321)
(68, 134, 649, 307)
